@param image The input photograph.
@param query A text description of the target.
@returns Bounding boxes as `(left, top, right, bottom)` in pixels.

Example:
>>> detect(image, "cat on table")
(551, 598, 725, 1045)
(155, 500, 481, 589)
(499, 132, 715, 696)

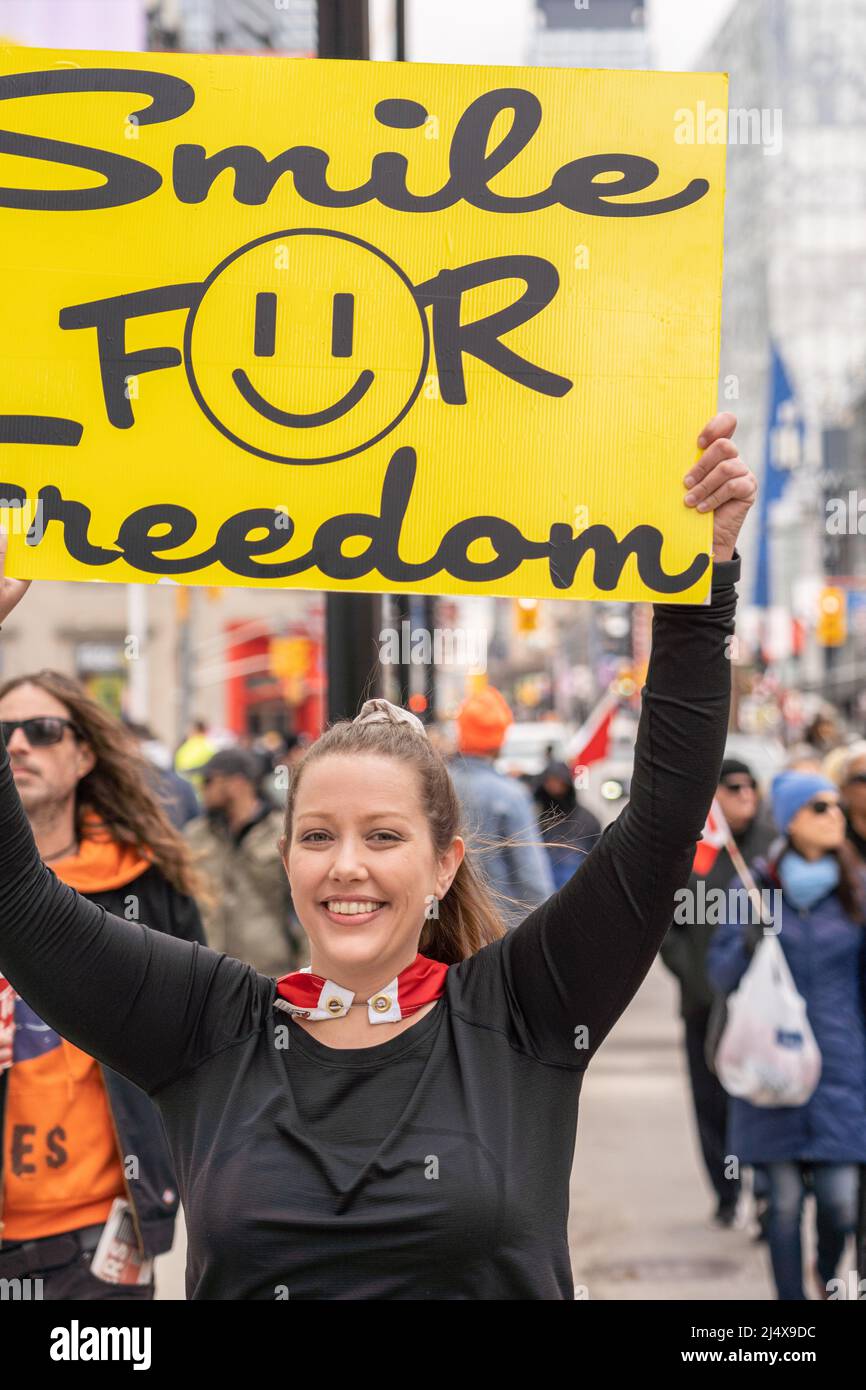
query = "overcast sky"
(396, 0, 739, 70)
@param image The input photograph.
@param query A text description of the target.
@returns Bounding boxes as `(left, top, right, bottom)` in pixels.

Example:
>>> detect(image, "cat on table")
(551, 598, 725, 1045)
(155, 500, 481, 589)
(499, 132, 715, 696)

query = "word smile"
(0, 69, 710, 218)
(0, 448, 709, 593)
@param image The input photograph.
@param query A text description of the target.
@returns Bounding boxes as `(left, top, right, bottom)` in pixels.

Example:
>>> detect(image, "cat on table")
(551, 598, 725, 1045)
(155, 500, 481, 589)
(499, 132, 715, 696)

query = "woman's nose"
(328, 840, 368, 880)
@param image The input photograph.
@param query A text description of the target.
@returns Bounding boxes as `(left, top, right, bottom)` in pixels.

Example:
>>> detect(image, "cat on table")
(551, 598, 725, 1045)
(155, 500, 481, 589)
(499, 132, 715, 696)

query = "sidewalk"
(568, 960, 774, 1301)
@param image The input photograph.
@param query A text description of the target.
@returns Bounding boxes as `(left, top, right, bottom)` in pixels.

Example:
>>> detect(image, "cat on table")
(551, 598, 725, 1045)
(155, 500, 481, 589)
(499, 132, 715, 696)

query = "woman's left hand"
(683, 413, 758, 562)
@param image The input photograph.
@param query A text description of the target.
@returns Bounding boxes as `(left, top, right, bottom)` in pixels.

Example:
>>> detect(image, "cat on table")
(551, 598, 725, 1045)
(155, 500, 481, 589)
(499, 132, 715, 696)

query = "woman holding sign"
(0, 414, 755, 1300)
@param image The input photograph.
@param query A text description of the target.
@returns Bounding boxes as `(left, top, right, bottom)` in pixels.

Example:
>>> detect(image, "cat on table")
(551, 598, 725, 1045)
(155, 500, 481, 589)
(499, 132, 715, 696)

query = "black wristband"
(711, 549, 741, 592)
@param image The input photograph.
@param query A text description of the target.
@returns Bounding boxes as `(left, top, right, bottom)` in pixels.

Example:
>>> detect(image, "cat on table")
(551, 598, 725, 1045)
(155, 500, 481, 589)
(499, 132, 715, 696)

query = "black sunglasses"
(806, 798, 840, 816)
(721, 778, 757, 793)
(1, 717, 81, 747)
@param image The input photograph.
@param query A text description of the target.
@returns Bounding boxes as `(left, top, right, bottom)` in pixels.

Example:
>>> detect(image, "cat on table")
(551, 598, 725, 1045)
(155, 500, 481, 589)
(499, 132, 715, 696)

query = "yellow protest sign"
(0, 47, 727, 602)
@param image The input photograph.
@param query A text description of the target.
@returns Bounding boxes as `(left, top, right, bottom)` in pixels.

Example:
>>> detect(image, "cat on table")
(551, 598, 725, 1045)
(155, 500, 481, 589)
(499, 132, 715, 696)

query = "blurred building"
(145, 0, 315, 52)
(697, 0, 866, 707)
(0, 0, 145, 48)
(529, 0, 650, 69)
(0, 579, 324, 747)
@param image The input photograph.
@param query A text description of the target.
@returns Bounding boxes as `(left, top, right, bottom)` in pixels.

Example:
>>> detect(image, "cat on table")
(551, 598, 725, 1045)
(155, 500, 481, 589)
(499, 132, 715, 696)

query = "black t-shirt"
(0, 567, 738, 1299)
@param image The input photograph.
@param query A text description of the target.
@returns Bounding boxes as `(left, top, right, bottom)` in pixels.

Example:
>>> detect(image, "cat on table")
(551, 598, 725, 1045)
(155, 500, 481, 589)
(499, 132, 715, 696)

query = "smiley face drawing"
(184, 229, 430, 465)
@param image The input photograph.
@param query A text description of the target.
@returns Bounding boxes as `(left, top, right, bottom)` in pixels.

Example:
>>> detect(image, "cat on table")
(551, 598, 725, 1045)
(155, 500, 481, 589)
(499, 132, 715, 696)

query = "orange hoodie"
(1, 819, 151, 1241)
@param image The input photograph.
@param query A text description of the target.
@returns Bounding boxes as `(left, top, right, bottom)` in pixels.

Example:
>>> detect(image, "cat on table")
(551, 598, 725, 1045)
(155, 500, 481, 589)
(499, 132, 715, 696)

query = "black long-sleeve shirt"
(0, 564, 738, 1299)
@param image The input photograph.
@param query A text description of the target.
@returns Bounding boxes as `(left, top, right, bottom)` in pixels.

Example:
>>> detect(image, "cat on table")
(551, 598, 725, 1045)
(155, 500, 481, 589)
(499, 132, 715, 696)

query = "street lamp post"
(317, 1, 383, 723)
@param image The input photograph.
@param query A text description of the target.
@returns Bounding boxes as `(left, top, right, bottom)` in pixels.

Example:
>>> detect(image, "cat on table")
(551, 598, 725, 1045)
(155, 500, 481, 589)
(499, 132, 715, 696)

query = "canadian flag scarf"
(274, 952, 449, 1024)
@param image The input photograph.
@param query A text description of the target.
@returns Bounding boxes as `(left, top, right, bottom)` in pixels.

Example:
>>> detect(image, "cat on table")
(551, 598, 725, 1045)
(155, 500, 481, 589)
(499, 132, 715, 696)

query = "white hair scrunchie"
(353, 698, 428, 739)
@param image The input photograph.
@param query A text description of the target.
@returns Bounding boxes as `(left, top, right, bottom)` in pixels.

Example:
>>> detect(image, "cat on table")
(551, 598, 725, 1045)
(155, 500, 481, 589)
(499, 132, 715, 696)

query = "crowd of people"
(662, 726, 866, 1302)
(1, 654, 863, 1301)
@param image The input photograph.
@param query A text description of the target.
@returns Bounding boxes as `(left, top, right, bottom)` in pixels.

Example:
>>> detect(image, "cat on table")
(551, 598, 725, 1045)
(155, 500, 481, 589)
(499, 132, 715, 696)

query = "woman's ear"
(436, 836, 465, 897)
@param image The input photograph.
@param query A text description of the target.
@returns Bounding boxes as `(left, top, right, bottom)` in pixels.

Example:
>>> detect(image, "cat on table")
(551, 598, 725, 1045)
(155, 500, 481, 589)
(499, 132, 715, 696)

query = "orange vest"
(2, 824, 151, 1240)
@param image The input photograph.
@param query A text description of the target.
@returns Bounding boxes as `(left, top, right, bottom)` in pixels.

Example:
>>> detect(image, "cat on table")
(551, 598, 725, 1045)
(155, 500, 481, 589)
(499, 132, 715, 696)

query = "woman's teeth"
(325, 901, 384, 915)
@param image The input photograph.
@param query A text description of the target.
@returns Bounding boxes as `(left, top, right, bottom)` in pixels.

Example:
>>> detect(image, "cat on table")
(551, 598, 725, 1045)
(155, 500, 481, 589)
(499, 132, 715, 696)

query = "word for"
(0, 451, 710, 593)
(34, 253, 572, 454)
(378, 622, 487, 669)
(674, 103, 783, 156)
(0, 70, 710, 219)
(672, 883, 781, 931)
(49, 1321, 152, 1370)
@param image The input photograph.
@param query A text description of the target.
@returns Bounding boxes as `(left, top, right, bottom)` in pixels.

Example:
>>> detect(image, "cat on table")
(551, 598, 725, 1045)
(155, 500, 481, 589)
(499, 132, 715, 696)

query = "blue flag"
(753, 345, 802, 609)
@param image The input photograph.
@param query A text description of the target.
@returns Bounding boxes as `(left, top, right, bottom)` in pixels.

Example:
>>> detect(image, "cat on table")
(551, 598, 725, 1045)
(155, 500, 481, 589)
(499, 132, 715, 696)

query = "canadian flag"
(567, 691, 618, 772)
(693, 798, 731, 876)
(0, 976, 16, 1074)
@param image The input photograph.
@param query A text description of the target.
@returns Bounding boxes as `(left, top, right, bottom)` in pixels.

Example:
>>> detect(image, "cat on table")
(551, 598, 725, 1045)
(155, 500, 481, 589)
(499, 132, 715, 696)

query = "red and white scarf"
(274, 952, 448, 1024)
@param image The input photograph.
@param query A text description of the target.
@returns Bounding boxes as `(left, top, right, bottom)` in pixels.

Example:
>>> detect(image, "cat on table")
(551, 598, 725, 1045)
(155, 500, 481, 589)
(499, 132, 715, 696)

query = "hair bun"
(353, 698, 428, 738)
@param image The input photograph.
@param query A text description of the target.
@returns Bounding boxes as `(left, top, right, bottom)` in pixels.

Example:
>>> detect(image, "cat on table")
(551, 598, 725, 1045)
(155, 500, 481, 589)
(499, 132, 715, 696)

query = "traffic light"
(514, 598, 539, 633)
(816, 586, 847, 647)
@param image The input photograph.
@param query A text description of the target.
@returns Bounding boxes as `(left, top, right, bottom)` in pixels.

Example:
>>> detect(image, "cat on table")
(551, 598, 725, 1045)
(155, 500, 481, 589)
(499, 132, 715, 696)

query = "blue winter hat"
(771, 771, 836, 834)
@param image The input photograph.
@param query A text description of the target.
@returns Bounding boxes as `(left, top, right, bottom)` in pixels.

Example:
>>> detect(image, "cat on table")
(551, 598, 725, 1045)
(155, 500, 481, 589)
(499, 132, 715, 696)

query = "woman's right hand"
(0, 528, 32, 625)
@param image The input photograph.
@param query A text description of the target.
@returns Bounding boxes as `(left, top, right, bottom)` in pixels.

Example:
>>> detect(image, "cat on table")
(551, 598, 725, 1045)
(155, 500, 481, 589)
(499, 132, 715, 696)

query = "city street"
(569, 961, 772, 1301)
(2, 0, 865, 1335)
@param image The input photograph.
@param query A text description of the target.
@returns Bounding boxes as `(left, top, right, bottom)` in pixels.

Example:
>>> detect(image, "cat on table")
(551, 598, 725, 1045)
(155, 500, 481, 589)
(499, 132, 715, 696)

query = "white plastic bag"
(715, 935, 822, 1107)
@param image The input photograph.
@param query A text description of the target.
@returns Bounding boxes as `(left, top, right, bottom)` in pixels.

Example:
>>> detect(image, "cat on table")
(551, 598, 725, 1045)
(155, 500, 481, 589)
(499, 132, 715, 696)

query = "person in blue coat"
(448, 686, 555, 929)
(707, 770, 866, 1300)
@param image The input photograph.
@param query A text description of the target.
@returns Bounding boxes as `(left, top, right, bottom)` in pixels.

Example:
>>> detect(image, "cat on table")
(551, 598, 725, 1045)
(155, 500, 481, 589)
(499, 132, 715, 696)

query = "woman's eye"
(302, 832, 330, 843)
(371, 832, 400, 842)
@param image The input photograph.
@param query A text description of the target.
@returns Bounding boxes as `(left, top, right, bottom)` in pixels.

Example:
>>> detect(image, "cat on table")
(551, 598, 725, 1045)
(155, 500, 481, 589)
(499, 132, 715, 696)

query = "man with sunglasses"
(661, 757, 775, 1228)
(0, 672, 205, 1299)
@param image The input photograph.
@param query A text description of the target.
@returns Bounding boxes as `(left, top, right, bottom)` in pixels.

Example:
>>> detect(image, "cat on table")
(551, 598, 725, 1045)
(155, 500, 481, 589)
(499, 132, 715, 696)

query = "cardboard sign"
(0, 47, 727, 602)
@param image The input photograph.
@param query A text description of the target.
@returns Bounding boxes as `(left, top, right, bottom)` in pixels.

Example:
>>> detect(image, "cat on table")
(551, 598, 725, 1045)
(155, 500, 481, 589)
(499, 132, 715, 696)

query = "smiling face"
(185, 229, 429, 464)
(283, 752, 463, 991)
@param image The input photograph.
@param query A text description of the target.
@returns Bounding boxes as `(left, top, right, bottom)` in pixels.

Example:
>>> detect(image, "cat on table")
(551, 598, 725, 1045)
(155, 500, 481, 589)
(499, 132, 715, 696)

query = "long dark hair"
(0, 669, 202, 899)
(283, 711, 518, 964)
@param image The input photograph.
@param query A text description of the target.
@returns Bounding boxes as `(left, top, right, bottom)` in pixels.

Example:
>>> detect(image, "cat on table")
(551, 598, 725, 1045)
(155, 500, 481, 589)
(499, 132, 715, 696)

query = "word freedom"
(0, 69, 710, 218)
(0, 449, 710, 593)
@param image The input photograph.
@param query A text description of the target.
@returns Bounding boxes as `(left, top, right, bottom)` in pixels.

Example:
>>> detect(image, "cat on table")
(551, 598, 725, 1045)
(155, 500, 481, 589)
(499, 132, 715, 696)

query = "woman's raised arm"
(487, 414, 757, 1068)
(0, 536, 269, 1094)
